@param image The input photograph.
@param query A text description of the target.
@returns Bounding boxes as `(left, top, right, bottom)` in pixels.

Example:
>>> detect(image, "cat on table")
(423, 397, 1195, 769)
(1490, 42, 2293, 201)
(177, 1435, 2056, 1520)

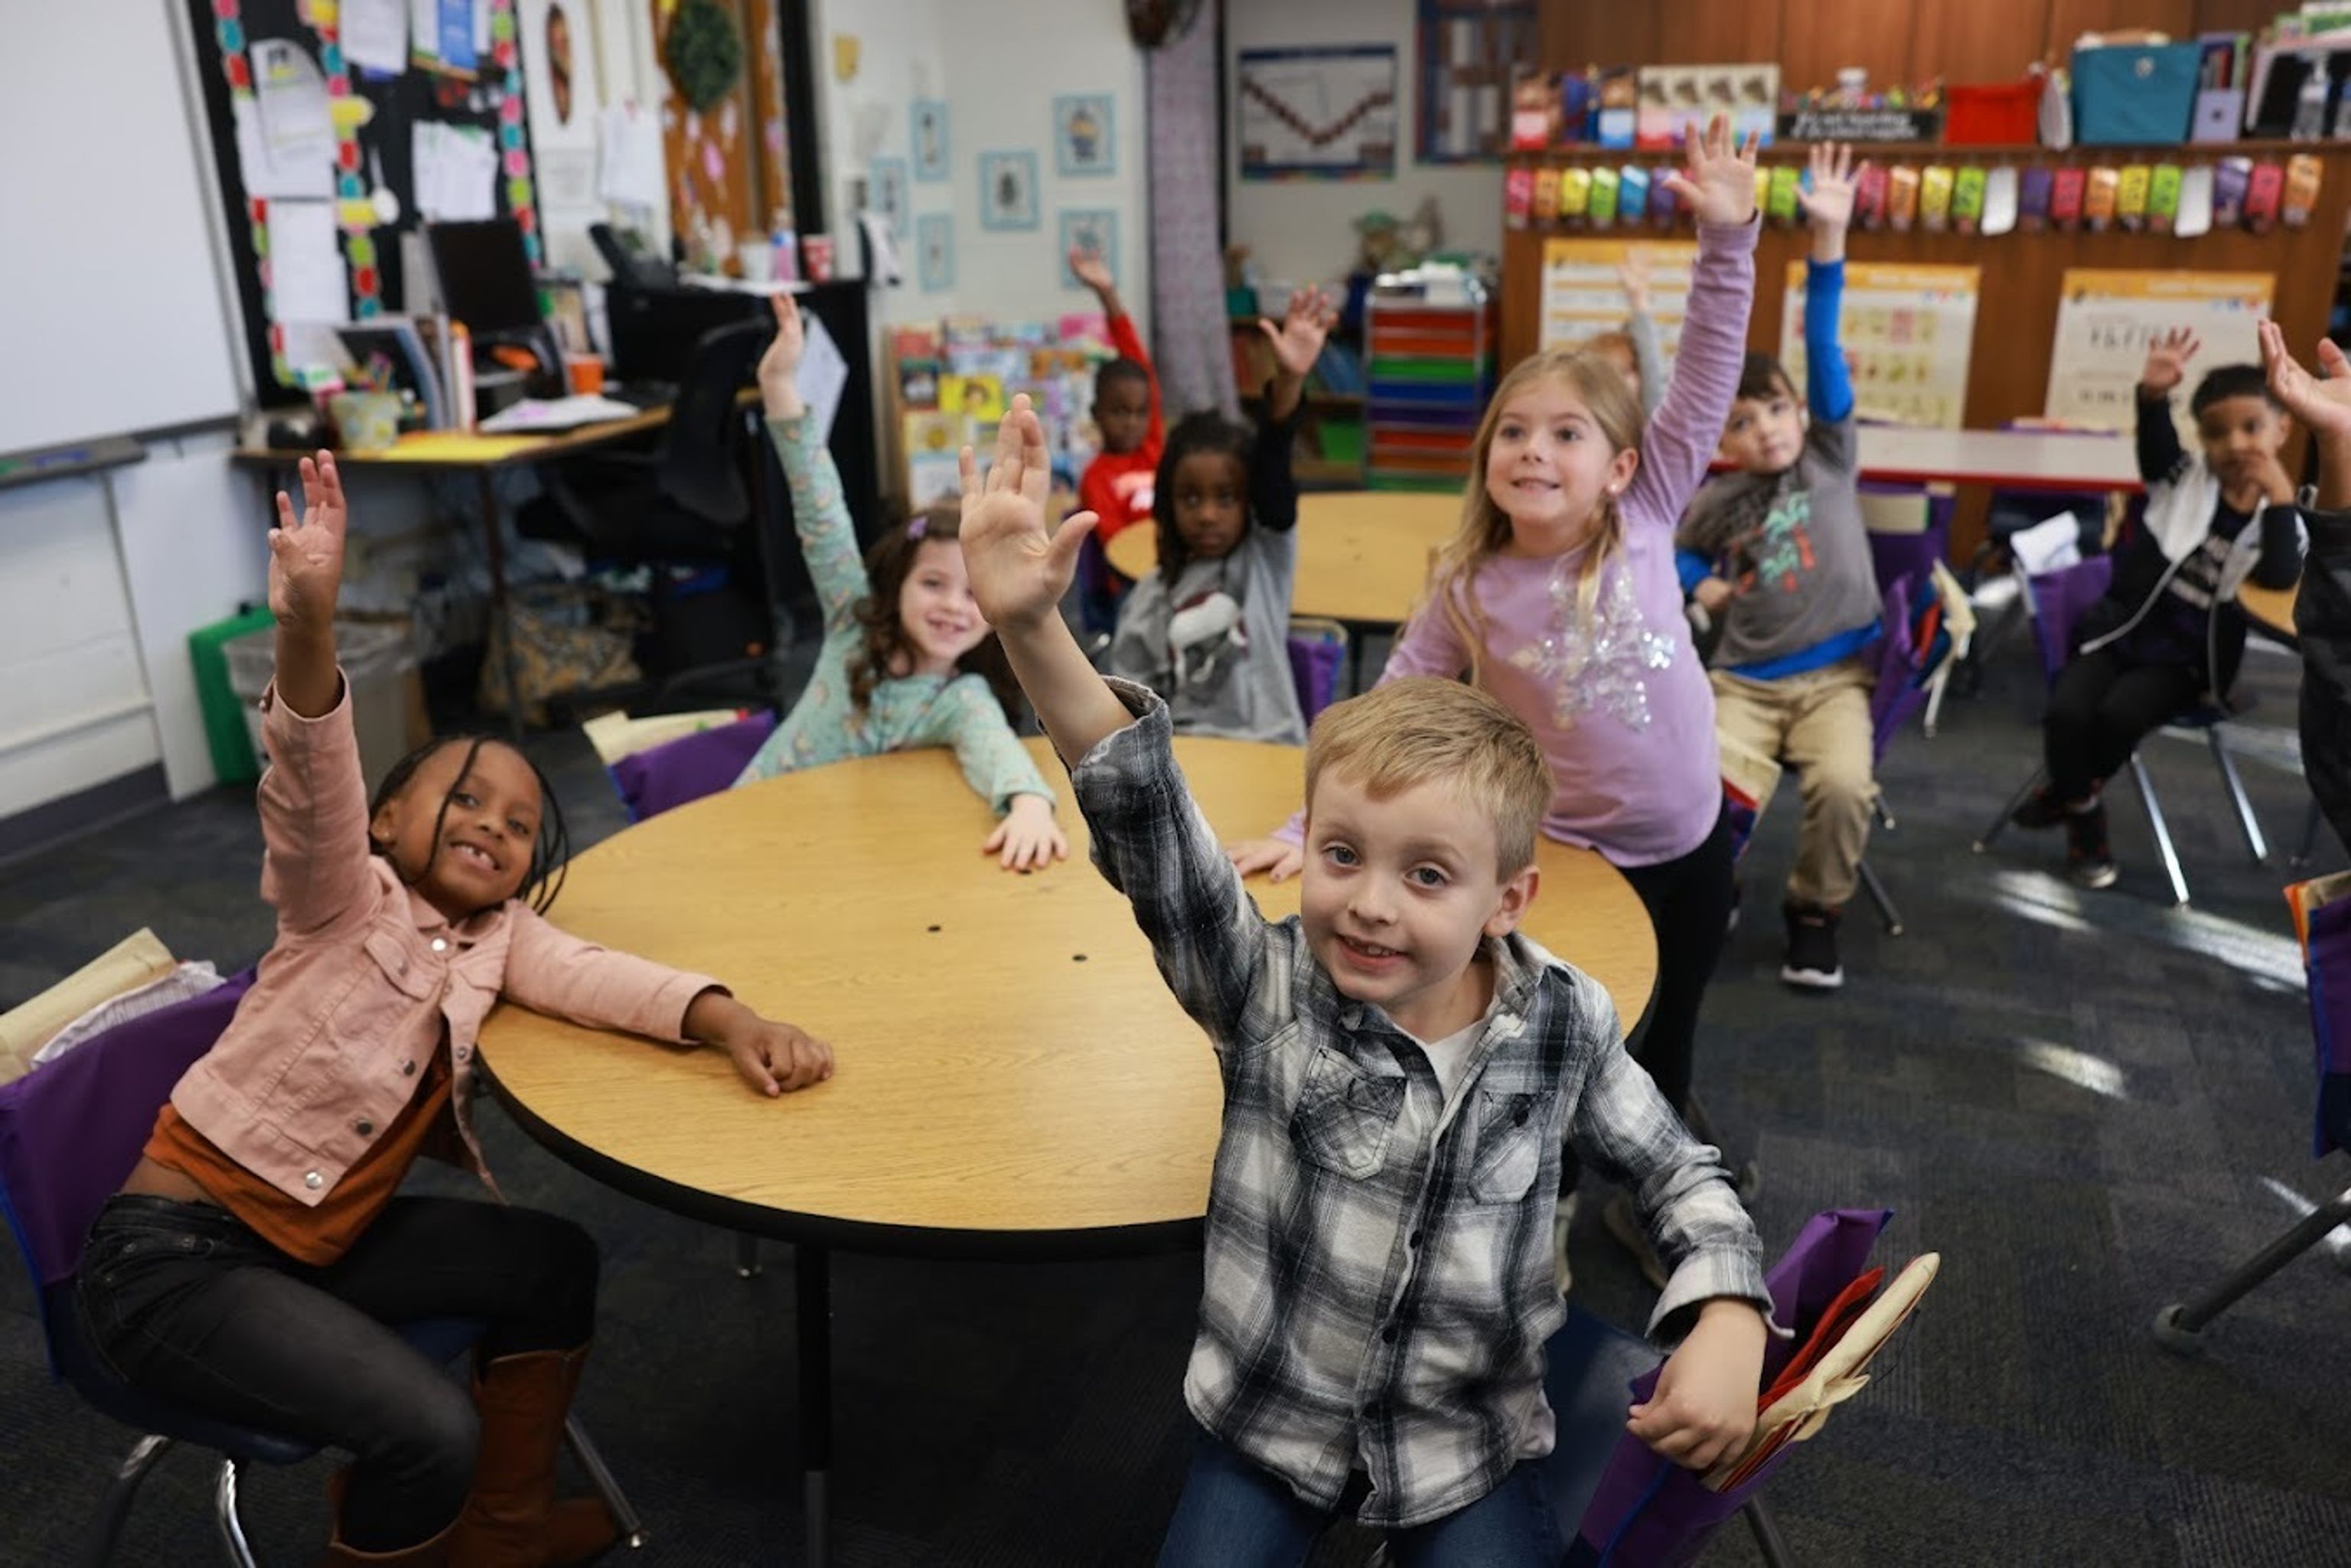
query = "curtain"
(1144, 5, 1237, 421)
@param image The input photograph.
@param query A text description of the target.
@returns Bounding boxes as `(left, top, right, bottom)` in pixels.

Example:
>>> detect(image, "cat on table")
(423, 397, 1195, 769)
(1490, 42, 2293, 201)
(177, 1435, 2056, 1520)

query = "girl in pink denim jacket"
(76, 453, 833, 1567)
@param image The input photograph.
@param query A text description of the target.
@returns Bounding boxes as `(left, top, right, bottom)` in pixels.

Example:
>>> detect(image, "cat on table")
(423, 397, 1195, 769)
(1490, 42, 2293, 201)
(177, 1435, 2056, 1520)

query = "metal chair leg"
(2129, 754, 2191, 908)
(2207, 729, 2270, 864)
(566, 1416, 649, 1549)
(1856, 859, 1904, 937)
(1975, 767, 2046, 852)
(1873, 793, 1898, 833)
(735, 1233, 762, 1280)
(1743, 1496, 1798, 1568)
(1682, 1093, 1760, 1201)
(82, 1433, 171, 1568)
(2295, 796, 2329, 867)
(214, 1458, 259, 1568)
(2153, 1180, 2351, 1353)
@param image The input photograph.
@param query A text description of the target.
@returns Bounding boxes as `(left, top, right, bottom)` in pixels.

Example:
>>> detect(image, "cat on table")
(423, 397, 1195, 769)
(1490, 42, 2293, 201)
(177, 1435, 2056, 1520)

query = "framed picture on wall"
(1058, 209, 1117, 289)
(978, 150, 1039, 230)
(869, 155, 909, 240)
(1053, 93, 1116, 176)
(911, 99, 951, 182)
(918, 213, 954, 291)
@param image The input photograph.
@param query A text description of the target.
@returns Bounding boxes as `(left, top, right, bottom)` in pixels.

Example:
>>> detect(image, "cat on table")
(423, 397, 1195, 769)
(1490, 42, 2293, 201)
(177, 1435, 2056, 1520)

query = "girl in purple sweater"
(1228, 116, 1759, 1292)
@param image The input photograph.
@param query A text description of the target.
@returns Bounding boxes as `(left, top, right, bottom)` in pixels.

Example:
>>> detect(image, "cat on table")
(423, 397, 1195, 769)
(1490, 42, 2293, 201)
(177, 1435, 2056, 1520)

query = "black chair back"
(659, 319, 769, 526)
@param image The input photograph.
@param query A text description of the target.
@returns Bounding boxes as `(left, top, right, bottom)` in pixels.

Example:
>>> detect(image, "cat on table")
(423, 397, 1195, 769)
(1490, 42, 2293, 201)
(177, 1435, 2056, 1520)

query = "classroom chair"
(1546, 1206, 1938, 1566)
(2154, 875, 2351, 1354)
(0, 975, 645, 1564)
(1848, 574, 1942, 939)
(1286, 617, 1348, 722)
(1974, 556, 2270, 908)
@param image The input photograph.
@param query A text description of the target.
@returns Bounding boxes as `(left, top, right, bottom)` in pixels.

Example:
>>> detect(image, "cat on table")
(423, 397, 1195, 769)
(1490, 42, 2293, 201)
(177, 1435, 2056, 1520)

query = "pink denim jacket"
(168, 677, 720, 1205)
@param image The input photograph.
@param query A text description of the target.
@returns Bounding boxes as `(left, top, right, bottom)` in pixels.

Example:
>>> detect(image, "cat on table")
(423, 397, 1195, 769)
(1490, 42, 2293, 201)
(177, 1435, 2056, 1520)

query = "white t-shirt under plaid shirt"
(1068, 680, 1774, 1529)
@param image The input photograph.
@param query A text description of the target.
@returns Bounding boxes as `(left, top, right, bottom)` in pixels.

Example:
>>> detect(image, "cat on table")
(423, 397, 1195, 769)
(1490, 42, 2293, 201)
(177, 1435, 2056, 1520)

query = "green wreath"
(664, 0, 744, 112)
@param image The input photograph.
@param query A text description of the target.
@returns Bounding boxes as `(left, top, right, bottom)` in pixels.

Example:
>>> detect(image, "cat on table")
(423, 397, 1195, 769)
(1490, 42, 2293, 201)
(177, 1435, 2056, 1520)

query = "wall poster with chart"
(2046, 269, 2275, 445)
(1779, 262, 1980, 430)
(1236, 45, 1398, 179)
(1537, 238, 1699, 359)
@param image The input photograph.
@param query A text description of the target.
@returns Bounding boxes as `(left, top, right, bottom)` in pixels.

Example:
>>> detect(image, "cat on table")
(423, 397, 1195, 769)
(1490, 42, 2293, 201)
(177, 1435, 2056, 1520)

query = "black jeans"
(74, 1193, 598, 1551)
(1560, 804, 1736, 1195)
(2044, 645, 2203, 800)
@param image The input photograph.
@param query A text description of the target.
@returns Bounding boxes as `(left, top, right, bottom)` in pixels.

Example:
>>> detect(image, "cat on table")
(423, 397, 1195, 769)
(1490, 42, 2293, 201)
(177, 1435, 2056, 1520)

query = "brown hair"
(1421, 350, 1646, 684)
(1305, 676, 1552, 877)
(846, 500, 1022, 719)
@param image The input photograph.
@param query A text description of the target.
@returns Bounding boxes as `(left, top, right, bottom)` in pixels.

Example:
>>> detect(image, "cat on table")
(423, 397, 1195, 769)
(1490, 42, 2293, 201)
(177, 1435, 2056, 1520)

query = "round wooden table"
(476, 735, 1655, 1563)
(1104, 489, 1460, 628)
(2237, 579, 2299, 644)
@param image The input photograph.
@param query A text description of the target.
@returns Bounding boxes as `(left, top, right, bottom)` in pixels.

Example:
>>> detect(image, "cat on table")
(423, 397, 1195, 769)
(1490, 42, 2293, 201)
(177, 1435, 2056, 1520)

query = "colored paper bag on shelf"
(1951, 165, 1987, 234)
(2212, 156, 2251, 227)
(1589, 165, 1620, 227)
(1918, 166, 1955, 233)
(1766, 164, 1802, 225)
(2245, 161, 2284, 233)
(1505, 167, 1535, 228)
(2049, 166, 2087, 229)
(1533, 166, 1562, 223)
(1649, 174, 1678, 227)
(2017, 165, 2053, 230)
(2284, 153, 2323, 229)
(2082, 167, 2120, 232)
(2115, 165, 2151, 231)
(1618, 165, 1650, 223)
(1854, 163, 1888, 230)
(2147, 164, 2183, 233)
(1558, 166, 1593, 220)
(1885, 167, 1920, 233)
(1981, 165, 2019, 235)
(2175, 165, 2215, 236)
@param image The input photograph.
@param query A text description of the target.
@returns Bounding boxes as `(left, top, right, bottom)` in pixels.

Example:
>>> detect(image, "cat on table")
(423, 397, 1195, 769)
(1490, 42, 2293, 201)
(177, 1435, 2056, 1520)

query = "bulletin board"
(2045, 269, 2274, 443)
(1235, 45, 1400, 180)
(182, 0, 546, 399)
(1537, 237, 1697, 357)
(1780, 262, 1980, 431)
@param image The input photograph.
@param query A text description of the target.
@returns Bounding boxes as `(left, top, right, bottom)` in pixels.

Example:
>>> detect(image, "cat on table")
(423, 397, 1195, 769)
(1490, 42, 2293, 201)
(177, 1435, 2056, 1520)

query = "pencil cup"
(564, 354, 606, 396)
(327, 390, 403, 454)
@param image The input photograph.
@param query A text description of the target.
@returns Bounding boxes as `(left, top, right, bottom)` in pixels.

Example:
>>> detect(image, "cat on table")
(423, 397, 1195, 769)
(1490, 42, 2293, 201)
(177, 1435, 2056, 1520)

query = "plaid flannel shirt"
(1069, 681, 1772, 1528)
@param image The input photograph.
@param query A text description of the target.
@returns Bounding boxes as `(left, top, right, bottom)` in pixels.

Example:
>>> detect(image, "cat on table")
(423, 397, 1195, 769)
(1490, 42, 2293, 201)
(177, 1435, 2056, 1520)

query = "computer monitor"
(426, 219, 542, 336)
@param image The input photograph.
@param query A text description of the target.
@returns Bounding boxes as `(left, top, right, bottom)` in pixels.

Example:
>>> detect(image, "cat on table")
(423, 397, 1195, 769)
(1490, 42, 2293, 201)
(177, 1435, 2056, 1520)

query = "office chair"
(1974, 556, 2270, 907)
(535, 319, 780, 699)
(0, 976, 645, 1565)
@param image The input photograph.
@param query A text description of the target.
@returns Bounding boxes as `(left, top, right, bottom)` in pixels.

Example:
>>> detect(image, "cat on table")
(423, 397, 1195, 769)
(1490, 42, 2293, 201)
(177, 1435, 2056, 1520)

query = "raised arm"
(1624, 116, 1761, 528)
(1795, 142, 1860, 425)
(1619, 249, 1668, 418)
(2136, 328, 2197, 486)
(761, 298, 871, 627)
(1080, 248, 1163, 449)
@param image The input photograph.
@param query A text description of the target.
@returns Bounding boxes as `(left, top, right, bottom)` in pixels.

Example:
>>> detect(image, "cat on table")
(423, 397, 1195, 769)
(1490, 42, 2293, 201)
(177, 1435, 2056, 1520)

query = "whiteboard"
(0, 0, 244, 455)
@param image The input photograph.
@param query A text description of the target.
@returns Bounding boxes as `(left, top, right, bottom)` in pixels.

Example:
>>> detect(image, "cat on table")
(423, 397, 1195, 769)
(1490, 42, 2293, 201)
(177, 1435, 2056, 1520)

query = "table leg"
(478, 469, 525, 743)
(796, 1243, 832, 1566)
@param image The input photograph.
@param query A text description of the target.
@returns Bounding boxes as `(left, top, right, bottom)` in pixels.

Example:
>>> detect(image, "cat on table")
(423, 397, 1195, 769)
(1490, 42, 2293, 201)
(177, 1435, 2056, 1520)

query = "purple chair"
(1849, 578, 1937, 937)
(1286, 619, 1348, 728)
(0, 973, 642, 1563)
(1973, 555, 2267, 907)
(608, 710, 777, 823)
(1545, 1208, 1908, 1567)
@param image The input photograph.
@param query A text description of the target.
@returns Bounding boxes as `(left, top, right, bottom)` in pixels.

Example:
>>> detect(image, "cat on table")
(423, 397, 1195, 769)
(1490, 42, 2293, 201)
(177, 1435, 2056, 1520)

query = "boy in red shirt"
(1074, 246, 1163, 541)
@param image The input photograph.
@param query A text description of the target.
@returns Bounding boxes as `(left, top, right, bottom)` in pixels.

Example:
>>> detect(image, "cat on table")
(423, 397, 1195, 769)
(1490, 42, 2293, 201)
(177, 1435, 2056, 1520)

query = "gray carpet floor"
(4, 630, 2349, 1567)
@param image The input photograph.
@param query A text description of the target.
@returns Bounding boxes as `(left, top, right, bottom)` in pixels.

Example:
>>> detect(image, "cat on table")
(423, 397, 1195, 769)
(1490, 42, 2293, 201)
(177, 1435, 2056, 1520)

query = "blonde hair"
(1305, 676, 1551, 877)
(1421, 350, 1646, 685)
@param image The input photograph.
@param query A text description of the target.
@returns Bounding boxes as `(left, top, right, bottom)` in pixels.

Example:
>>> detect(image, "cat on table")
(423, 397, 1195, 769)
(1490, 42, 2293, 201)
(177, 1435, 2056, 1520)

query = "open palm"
(2261, 320, 2351, 440)
(959, 396, 1095, 631)
(1795, 142, 1863, 230)
(1261, 285, 1339, 379)
(2141, 326, 2200, 397)
(1662, 113, 1759, 228)
(267, 451, 347, 630)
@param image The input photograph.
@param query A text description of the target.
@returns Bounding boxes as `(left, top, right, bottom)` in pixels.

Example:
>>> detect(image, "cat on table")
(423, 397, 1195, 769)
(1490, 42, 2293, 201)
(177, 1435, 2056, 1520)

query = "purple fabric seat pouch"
(609, 712, 778, 823)
(1286, 634, 1344, 725)
(2029, 556, 2115, 686)
(2304, 895, 2351, 1157)
(1566, 1207, 1894, 1567)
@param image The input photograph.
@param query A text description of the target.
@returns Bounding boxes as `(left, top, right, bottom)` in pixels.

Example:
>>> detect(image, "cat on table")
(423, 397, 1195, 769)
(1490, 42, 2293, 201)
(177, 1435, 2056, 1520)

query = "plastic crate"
(223, 620, 422, 791)
(188, 606, 279, 785)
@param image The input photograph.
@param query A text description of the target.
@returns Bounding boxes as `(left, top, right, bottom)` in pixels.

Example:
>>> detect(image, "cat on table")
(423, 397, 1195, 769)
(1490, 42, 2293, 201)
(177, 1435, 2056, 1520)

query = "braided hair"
(367, 735, 570, 914)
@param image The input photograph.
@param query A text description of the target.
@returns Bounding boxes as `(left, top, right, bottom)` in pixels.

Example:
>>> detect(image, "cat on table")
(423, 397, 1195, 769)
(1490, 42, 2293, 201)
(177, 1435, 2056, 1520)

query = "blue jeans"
(74, 1192, 598, 1551)
(1159, 1427, 1564, 1567)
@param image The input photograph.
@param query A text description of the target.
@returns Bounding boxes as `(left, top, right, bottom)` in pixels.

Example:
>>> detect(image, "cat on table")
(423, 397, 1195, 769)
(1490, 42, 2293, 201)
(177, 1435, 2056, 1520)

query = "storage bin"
(2072, 42, 2200, 145)
(189, 606, 279, 785)
(1945, 80, 2041, 145)
(223, 619, 423, 791)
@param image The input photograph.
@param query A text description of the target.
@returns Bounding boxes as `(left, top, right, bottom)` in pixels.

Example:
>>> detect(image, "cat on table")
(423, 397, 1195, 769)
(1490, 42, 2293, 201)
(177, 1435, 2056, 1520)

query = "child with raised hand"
(959, 394, 1774, 1566)
(1228, 115, 1761, 1291)
(2261, 321, 2351, 852)
(734, 296, 1068, 871)
(1107, 285, 1335, 744)
(76, 454, 831, 1566)
(1675, 141, 1880, 993)
(1073, 246, 1164, 544)
(1584, 247, 1668, 418)
(2009, 324, 2305, 888)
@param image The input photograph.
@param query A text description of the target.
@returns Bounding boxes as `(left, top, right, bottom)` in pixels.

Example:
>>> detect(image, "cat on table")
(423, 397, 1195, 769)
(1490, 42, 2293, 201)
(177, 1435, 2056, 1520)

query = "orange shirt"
(145, 1042, 455, 1266)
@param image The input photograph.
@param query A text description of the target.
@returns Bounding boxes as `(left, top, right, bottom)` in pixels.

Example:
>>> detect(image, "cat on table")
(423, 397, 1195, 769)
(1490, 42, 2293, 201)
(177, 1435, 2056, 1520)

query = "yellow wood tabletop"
(1103, 490, 1461, 628)
(231, 409, 675, 471)
(476, 737, 1658, 1249)
(2236, 579, 2299, 644)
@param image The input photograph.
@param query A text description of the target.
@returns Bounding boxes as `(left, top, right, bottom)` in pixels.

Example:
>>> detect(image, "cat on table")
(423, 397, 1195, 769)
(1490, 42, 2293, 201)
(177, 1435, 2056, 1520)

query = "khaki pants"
(1711, 658, 1877, 909)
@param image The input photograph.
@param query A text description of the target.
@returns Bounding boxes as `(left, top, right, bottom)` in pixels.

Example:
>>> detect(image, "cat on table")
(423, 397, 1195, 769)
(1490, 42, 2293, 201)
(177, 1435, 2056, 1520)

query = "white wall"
(807, 0, 1150, 334)
(1224, 0, 1502, 291)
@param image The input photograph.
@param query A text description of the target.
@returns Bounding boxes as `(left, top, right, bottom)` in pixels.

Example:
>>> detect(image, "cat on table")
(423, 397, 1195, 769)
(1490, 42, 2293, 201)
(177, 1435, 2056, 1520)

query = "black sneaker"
(2012, 783, 2096, 830)
(1781, 901, 1844, 991)
(2066, 804, 2119, 889)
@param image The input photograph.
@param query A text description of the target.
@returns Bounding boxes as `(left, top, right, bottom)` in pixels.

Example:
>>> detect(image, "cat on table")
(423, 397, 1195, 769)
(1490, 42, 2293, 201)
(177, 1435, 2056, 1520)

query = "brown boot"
(318, 1469, 455, 1566)
(447, 1345, 620, 1568)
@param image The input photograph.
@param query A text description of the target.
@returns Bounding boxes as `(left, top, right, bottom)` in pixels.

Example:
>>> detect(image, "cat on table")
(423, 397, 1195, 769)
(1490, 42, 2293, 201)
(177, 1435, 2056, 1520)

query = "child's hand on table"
(686, 991, 835, 1097)
(960, 396, 1097, 635)
(1663, 113, 1760, 230)
(1224, 836, 1303, 883)
(985, 793, 1069, 872)
(758, 296, 807, 420)
(1629, 1298, 1768, 1474)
